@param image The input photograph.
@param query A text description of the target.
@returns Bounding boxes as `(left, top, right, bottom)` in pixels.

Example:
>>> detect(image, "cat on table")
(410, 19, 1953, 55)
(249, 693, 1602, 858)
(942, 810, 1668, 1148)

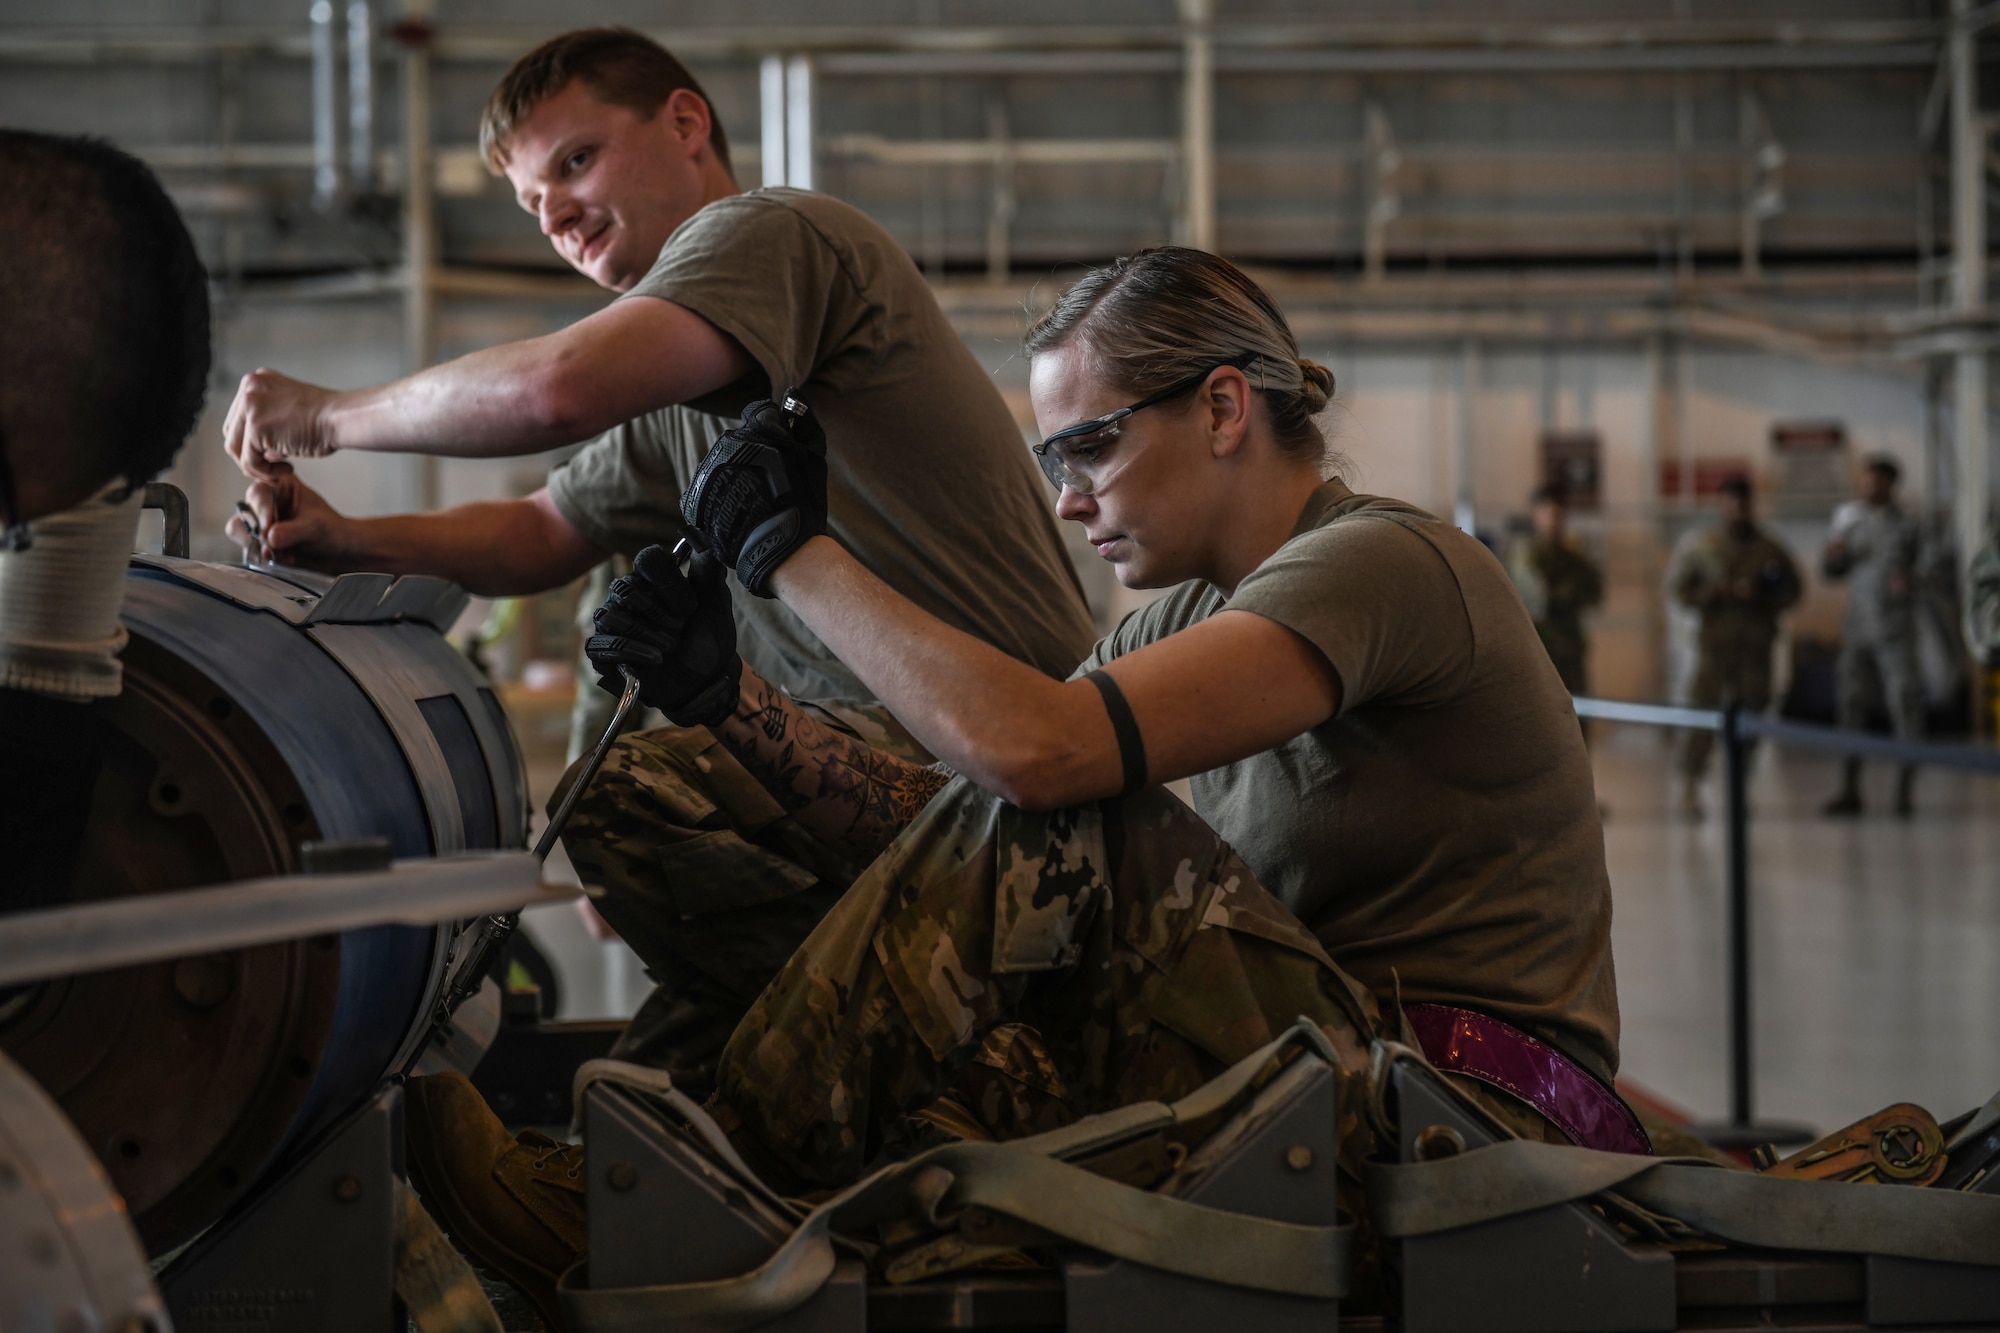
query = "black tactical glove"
(680, 392, 827, 597)
(584, 544, 741, 727)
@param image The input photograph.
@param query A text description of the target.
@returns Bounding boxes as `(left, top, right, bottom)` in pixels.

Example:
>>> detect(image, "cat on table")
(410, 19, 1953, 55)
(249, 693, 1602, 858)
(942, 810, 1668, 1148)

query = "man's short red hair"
(480, 27, 730, 175)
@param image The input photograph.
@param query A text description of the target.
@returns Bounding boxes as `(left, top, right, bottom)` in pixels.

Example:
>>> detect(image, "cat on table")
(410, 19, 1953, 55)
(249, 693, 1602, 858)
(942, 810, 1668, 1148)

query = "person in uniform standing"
(1667, 477, 1801, 818)
(1508, 481, 1602, 696)
(1966, 528, 2000, 665)
(219, 29, 1098, 1096)
(1821, 456, 1923, 817)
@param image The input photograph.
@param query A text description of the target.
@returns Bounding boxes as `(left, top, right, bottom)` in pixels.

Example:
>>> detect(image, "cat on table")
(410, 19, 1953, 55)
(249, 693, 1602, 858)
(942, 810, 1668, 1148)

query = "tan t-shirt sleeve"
(1227, 516, 1476, 714)
(545, 409, 702, 556)
(1064, 581, 1219, 681)
(620, 193, 869, 399)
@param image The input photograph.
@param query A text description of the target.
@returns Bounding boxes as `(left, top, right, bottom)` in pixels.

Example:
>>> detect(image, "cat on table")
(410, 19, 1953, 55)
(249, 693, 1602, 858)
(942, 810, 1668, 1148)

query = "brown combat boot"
(404, 1072, 585, 1332)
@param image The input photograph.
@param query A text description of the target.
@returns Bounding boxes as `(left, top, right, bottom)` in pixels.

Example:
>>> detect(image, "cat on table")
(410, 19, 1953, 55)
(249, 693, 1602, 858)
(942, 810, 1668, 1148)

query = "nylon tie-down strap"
(395, 1178, 505, 1333)
(558, 1019, 1354, 1333)
(1366, 1138, 2000, 1267)
(559, 1019, 2000, 1332)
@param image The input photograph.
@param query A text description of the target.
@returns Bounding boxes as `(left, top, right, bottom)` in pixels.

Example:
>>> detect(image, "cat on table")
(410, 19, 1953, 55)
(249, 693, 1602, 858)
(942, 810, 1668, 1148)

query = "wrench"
(416, 666, 642, 1060)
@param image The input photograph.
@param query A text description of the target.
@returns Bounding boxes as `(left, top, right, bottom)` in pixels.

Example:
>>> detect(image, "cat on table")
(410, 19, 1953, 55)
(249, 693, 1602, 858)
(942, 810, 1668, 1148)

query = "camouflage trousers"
(1837, 635, 1924, 740)
(554, 701, 927, 1095)
(705, 780, 1390, 1194)
(562, 714, 1571, 1202)
(1680, 648, 1775, 780)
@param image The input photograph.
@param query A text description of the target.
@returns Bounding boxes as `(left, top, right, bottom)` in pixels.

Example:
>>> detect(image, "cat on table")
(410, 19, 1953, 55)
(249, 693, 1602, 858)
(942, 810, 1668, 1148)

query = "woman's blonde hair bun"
(1298, 358, 1335, 416)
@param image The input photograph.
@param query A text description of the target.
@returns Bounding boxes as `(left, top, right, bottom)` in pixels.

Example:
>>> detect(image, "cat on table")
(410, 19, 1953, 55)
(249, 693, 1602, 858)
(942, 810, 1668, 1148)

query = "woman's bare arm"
(767, 537, 1340, 811)
(712, 665, 954, 862)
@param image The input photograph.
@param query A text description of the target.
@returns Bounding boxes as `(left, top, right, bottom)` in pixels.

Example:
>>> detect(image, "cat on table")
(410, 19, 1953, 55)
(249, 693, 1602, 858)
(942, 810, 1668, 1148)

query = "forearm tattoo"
(719, 675, 953, 861)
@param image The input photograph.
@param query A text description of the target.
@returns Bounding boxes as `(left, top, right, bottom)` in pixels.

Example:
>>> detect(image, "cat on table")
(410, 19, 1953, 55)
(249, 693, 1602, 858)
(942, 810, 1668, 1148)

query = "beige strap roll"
(394, 1178, 505, 1333)
(1365, 1139, 2000, 1266)
(0, 482, 143, 699)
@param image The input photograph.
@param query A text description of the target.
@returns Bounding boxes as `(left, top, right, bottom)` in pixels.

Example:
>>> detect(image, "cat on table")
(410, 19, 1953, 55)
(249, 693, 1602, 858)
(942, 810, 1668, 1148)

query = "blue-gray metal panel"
(306, 621, 472, 853)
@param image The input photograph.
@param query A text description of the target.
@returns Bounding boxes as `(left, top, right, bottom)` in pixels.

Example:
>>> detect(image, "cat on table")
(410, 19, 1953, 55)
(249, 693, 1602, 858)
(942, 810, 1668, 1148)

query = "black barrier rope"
(1571, 696, 2000, 1148)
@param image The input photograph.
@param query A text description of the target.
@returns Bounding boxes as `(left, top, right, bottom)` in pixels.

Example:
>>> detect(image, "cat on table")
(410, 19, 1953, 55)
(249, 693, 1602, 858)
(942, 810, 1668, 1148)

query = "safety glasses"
(1031, 357, 1250, 495)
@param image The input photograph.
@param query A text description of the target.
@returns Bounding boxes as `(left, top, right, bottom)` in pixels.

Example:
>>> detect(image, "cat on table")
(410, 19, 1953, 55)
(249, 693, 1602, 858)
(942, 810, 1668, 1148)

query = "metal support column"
(1639, 334, 1669, 697)
(1739, 83, 1761, 279)
(1538, 344, 1559, 435)
(985, 100, 1014, 283)
(346, 0, 374, 193)
(785, 55, 815, 190)
(310, 0, 343, 209)
(1739, 83, 1782, 279)
(1645, 335, 1667, 504)
(1178, 0, 1215, 251)
(398, 0, 437, 511)
(1455, 340, 1479, 535)
(759, 55, 788, 189)
(1674, 334, 1694, 507)
(1952, 0, 1989, 588)
(1674, 74, 1696, 280)
(1363, 101, 1400, 282)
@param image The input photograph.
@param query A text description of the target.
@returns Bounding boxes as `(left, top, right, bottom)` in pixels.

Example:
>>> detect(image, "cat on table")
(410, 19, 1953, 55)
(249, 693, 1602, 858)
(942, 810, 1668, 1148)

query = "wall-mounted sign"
(1660, 457, 1753, 499)
(1540, 430, 1602, 509)
(1769, 420, 1850, 517)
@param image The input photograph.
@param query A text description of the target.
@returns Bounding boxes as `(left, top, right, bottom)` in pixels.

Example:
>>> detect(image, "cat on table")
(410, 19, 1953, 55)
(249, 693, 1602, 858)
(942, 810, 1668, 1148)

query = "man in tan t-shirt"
(223, 30, 1089, 689)
(221, 30, 1094, 1079)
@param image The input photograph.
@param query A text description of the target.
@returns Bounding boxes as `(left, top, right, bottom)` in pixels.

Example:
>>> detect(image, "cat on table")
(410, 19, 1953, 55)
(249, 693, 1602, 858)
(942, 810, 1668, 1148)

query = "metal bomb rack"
(557, 1045, 2000, 1332)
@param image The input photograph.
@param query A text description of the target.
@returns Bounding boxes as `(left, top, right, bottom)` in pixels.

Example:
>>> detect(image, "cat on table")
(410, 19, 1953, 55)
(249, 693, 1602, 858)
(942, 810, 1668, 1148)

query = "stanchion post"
(1696, 703, 1813, 1150)
(1723, 701, 1752, 1129)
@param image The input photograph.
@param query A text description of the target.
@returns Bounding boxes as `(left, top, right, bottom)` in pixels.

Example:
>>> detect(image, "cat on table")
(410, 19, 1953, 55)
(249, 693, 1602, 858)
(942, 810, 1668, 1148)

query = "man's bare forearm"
(713, 668, 951, 863)
(326, 340, 595, 458)
(323, 298, 754, 459)
(328, 494, 606, 596)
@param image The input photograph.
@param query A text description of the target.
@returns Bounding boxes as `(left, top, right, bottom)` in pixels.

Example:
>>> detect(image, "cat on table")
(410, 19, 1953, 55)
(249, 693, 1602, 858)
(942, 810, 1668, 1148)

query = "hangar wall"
(2, 0, 1984, 703)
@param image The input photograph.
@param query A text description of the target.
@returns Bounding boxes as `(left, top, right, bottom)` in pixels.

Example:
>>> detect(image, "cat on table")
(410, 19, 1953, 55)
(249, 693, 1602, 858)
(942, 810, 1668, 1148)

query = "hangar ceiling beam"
(1953, 0, 1991, 582)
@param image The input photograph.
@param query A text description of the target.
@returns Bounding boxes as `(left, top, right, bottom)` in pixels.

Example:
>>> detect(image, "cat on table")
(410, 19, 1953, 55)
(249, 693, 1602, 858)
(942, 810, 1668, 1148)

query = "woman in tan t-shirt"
(598, 246, 1637, 1192)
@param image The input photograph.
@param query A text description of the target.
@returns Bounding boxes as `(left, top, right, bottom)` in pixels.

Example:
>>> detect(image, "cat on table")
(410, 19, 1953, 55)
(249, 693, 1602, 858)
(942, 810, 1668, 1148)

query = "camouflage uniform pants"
(553, 701, 927, 1094)
(1837, 635, 1924, 740)
(706, 780, 1389, 1194)
(1680, 647, 1775, 780)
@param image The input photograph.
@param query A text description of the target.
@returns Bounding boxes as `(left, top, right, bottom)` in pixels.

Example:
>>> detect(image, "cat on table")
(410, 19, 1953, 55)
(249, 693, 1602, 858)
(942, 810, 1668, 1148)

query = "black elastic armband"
(1084, 669, 1148, 797)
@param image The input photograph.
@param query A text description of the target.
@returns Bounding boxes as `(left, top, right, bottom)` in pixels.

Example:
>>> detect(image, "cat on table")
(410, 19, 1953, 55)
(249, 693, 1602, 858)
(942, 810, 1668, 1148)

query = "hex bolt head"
(607, 1161, 639, 1192)
(331, 1173, 363, 1202)
(1284, 1144, 1315, 1172)
(172, 955, 234, 1009)
(1414, 1124, 1467, 1162)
